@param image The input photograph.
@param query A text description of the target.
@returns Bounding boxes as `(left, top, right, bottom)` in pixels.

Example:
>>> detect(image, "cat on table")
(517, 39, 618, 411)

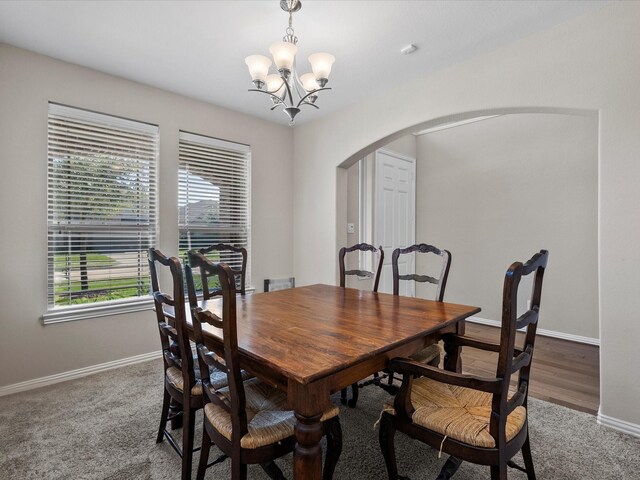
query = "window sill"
(43, 285, 257, 325)
(42, 297, 154, 325)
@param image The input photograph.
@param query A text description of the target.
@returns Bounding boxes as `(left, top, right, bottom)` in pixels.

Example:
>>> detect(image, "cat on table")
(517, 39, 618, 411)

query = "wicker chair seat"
(166, 366, 250, 395)
(409, 344, 441, 364)
(383, 376, 526, 448)
(204, 377, 340, 449)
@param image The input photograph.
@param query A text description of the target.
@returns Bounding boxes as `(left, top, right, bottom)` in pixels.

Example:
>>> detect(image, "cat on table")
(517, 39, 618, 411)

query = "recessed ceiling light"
(400, 44, 418, 55)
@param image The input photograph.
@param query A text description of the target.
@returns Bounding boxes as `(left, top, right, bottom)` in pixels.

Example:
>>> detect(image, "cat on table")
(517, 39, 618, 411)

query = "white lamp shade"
(245, 55, 272, 83)
(308, 53, 335, 80)
(300, 73, 319, 92)
(269, 42, 298, 71)
(266, 74, 285, 96)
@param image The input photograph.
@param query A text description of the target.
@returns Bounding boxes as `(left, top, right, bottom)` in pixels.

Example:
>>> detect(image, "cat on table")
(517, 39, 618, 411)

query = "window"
(178, 131, 251, 289)
(44, 104, 158, 323)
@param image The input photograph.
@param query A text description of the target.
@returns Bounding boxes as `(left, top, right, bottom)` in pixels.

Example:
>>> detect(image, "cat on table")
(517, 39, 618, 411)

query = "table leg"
(289, 379, 329, 480)
(294, 412, 323, 479)
(443, 319, 465, 373)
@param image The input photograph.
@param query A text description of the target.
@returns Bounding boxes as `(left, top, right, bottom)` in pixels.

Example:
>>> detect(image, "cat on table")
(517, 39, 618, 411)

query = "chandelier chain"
(286, 9, 294, 37)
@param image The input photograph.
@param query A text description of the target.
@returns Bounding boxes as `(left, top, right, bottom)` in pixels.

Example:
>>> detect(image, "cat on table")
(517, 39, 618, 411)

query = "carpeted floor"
(1, 360, 638, 479)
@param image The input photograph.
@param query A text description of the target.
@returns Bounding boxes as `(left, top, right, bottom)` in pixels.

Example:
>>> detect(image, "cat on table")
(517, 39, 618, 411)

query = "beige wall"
(293, 3, 640, 426)
(415, 114, 598, 340)
(383, 135, 417, 160)
(0, 44, 294, 388)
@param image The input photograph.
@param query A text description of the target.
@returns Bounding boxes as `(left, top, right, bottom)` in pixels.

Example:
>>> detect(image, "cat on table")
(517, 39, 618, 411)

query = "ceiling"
(0, 1, 607, 126)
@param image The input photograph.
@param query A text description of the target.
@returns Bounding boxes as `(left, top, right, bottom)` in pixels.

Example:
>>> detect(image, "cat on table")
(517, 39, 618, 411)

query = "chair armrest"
(444, 333, 501, 353)
(388, 358, 502, 423)
(445, 334, 525, 357)
(388, 357, 503, 394)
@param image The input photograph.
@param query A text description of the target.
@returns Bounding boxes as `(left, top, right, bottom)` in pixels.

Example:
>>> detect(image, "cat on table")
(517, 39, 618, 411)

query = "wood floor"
(458, 323, 600, 414)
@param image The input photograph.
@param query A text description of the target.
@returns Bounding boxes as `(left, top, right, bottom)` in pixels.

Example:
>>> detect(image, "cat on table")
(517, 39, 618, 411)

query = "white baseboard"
(0, 350, 162, 398)
(597, 410, 640, 438)
(468, 316, 600, 346)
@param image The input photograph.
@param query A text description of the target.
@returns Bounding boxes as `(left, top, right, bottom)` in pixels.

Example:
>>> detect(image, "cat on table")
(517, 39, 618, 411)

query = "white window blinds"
(47, 103, 158, 310)
(178, 131, 251, 287)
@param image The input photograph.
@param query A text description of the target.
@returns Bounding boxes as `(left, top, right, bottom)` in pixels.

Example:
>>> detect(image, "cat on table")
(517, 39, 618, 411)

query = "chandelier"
(244, 0, 335, 125)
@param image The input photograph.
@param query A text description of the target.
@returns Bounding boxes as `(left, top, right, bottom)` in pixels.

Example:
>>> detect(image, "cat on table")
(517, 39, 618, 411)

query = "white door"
(375, 150, 416, 295)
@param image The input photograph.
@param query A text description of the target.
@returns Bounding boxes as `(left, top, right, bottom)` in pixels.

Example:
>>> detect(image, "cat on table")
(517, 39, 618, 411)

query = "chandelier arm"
(295, 87, 332, 108)
(299, 101, 320, 110)
(292, 71, 306, 99)
(259, 77, 287, 98)
(248, 88, 287, 106)
(281, 77, 296, 106)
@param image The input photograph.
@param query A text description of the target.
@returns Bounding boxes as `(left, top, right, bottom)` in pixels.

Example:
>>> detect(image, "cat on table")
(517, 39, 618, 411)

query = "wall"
(382, 135, 416, 160)
(293, 2, 640, 427)
(416, 114, 598, 340)
(0, 44, 294, 388)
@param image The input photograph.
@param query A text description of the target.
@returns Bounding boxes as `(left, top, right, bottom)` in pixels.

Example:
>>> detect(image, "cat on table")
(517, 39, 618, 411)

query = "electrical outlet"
(347, 223, 355, 234)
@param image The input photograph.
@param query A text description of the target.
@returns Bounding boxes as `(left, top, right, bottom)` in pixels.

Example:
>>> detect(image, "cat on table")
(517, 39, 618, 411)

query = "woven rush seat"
(409, 344, 441, 364)
(205, 377, 340, 449)
(383, 376, 526, 448)
(165, 365, 251, 395)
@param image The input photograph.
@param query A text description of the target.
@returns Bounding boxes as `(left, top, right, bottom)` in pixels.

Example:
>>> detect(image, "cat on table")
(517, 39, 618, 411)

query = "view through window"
(178, 131, 251, 291)
(47, 104, 158, 309)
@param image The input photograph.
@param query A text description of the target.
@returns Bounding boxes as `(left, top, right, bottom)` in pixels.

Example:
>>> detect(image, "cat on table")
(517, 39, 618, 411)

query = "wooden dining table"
(183, 283, 480, 480)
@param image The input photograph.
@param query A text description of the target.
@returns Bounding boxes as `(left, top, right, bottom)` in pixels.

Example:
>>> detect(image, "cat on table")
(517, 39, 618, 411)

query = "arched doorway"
(336, 107, 600, 413)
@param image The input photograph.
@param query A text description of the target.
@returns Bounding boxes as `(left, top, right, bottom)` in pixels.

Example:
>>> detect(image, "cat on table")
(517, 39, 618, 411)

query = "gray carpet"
(1, 360, 638, 480)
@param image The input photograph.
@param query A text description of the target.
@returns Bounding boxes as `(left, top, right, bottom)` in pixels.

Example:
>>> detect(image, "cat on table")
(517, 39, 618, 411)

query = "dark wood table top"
(184, 284, 481, 385)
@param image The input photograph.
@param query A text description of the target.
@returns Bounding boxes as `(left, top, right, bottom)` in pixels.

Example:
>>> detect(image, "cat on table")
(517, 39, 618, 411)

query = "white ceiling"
(0, 1, 607, 126)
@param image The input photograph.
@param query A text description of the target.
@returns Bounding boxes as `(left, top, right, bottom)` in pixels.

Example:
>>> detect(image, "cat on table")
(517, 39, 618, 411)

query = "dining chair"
(338, 242, 384, 291)
(389, 243, 452, 375)
(186, 249, 253, 375)
(378, 250, 548, 480)
(337, 242, 384, 407)
(149, 248, 208, 480)
(197, 243, 248, 297)
(189, 252, 343, 480)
